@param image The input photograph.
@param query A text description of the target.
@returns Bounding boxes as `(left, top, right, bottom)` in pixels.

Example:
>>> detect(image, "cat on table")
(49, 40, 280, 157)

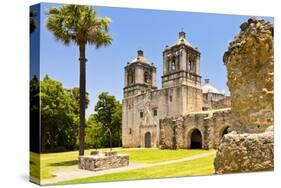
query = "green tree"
(30, 75, 40, 152)
(94, 92, 122, 150)
(46, 5, 112, 156)
(67, 87, 90, 114)
(85, 114, 103, 149)
(30, 10, 36, 33)
(41, 75, 79, 152)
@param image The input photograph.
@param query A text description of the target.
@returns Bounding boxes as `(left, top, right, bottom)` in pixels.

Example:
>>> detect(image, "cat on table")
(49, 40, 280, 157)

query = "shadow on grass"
(49, 160, 78, 167)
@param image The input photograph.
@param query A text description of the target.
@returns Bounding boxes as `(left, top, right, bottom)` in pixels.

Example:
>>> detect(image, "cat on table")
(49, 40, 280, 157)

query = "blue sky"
(30, 3, 273, 117)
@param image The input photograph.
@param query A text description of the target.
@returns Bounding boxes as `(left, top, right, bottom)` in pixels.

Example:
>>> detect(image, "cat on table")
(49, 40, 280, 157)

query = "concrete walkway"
(41, 151, 216, 185)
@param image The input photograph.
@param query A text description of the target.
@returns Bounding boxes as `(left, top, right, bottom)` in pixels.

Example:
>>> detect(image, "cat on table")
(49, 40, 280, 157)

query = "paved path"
(41, 151, 216, 185)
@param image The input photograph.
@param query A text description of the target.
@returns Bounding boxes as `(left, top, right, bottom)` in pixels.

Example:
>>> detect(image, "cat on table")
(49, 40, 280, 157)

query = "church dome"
(201, 78, 224, 94)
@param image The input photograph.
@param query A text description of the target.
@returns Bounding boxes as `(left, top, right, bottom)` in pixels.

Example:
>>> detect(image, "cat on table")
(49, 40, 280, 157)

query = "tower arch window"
(144, 71, 149, 83)
(176, 55, 180, 70)
(188, 61, 192, 72)
(171, 60, 176, 71)
(127, 70, 135, 84)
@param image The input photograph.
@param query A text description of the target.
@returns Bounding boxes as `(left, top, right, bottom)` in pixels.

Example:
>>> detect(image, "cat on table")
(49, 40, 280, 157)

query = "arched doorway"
(190, 129, 202, 149)
(144, 132, 151, 148)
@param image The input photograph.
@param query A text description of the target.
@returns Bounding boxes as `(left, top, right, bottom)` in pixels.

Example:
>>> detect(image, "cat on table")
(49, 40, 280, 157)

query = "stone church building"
(122, 32, 231, 149)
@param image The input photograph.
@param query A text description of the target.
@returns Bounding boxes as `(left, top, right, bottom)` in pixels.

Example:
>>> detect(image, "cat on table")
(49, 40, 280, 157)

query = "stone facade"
(122, 32, 204, 148)
(122, 32, 229, 149)
(79, 154, 129, 171)
(214, 126, 274, 173)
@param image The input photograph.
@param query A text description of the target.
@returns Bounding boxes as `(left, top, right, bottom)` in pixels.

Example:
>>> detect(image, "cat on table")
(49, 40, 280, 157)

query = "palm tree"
(46, 5, 112, 156)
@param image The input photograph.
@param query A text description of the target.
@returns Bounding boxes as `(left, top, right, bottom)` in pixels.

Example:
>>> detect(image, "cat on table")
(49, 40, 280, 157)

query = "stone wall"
(211, 96, 231, 110)
(79, 154, 129, 171)
(159, 108, 231, 149)
(223, 17, 274, 133)
(214, 126, 274, 173)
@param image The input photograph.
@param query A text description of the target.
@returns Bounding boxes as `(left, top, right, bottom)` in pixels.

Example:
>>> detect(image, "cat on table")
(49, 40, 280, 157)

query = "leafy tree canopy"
(86, 92, 122, 149)
(40, 75, 79, 152)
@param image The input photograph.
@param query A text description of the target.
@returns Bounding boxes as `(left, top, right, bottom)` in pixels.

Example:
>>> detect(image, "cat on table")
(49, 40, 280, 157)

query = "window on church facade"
(140, 111, 143, 118)
(170, 96, 173, 102)
(153, 109, 157, 116)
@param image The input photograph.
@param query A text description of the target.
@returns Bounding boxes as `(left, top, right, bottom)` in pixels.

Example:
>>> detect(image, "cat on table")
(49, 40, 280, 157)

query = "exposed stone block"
(214, 126, 274, 173)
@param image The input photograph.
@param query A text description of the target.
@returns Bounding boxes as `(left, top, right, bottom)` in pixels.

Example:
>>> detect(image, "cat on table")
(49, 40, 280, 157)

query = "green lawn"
(30, 148, 215, 180)
(58, 153, 216, 184)
(30, 149, 99, 179)
(118, 148, 212, 164)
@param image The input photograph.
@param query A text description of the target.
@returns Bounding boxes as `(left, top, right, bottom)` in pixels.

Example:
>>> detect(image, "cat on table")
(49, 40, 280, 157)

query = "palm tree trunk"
(79, 43, 87, 156)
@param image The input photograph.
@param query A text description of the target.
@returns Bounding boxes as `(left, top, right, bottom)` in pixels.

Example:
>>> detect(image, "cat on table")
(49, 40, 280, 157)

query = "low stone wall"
(214, 126, 274, 173)
(79, 154, 129, 171)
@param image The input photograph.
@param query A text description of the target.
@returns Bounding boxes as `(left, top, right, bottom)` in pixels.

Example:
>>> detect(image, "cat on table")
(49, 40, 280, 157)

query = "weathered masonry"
(159, 109, 231, 149)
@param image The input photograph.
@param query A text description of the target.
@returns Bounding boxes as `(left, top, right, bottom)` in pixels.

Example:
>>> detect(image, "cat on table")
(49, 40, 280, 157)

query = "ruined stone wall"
(214, 18, 274, 174)
(159, 108, 231, 149)
(223, 17, 274, 133)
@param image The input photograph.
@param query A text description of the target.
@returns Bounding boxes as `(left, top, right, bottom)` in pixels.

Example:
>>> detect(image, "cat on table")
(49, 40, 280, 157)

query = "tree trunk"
(79, 44, 87, 156)
(107, 127, 112, 151)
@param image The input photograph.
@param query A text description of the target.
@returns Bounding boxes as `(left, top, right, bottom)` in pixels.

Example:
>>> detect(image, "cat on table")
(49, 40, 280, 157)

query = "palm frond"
(46, 5, 112, 48)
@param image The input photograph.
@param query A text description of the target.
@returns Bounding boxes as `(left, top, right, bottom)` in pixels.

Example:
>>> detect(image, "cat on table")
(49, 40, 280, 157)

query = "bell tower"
(162, 31, 201, 88)
(161, 31, 203, 113)
(124, 50, 157, 98)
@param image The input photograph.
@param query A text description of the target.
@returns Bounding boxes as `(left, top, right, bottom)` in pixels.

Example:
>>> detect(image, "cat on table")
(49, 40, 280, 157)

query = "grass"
(30, 149, 97, 179)
(58, 153, 216, 184)
(118, 148, 212, 164)
(30, 148, 215, 180)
